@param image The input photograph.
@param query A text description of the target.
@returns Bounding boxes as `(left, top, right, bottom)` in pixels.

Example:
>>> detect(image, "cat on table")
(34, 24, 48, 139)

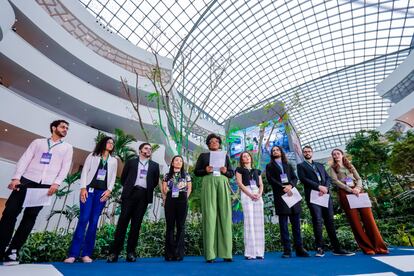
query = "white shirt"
(13, 138, 73, 185)
(80, 153, 118, 191)
(134, 159, 149, 189)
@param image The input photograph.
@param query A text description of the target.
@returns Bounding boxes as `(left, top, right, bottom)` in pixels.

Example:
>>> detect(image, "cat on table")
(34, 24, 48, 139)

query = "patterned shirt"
(163, 172, 191, 192)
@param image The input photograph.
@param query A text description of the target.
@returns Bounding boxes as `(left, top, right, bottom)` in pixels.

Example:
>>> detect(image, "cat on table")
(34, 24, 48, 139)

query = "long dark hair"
(270, 145, 288, 163)
(93, 136, 115, 156)
(239, 151, 254, 168)
(166, 155, 186, 181)
(331, 148, 353, 173)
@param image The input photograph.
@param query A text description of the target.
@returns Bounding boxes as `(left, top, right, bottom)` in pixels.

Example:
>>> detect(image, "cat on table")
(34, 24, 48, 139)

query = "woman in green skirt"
(194, 133, 234, 263)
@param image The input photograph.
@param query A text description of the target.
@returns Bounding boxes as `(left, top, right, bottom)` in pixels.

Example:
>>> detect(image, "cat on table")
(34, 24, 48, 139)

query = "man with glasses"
(0, 120, 73, 265)
(297, 146, 354, 257)
(107, 143, 160, 263)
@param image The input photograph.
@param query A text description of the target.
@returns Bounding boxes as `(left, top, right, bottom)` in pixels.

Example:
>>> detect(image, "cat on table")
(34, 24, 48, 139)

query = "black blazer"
(120, 158, 160, 203)
(194, 152, 234, 178)
(265, 161, 301, 215)
(297, 161, 331, 202)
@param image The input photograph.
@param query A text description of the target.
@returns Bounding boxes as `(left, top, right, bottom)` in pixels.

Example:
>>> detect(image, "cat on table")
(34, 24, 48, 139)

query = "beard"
(54, 129, 66, 138)
(303, 154, 312, 160)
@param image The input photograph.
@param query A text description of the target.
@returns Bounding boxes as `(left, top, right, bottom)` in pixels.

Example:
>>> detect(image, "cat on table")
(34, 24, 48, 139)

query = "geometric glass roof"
(80, 0, 414, 151)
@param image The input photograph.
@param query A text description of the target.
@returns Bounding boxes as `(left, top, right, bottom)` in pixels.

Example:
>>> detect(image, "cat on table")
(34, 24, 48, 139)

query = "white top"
(80, 153, 118, 191)
(13, 138, 73, 185)
(134, 159, 149, 189)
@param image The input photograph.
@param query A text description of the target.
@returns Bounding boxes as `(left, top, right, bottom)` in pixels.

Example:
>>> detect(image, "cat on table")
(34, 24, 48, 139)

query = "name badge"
(280, 173, 289, 184)
(344, 177, 353, 187)
(88, 187, 94, 193)
(316, 172, 322, 182)
(172, 186, 179, 198)
(139, 169, 148, 179)
(249, 180, 259, 194)
(213, 168, 221, 176)
(96, 169, 106, 181)
(40, 152, 52, 164)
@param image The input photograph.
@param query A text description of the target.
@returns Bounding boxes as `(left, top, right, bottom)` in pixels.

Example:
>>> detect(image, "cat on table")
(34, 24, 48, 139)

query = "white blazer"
(80, 153, 118, 191)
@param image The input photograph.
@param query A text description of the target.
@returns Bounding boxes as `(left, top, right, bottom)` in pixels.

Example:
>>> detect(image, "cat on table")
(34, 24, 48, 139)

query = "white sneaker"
(3, 250, 19, 266)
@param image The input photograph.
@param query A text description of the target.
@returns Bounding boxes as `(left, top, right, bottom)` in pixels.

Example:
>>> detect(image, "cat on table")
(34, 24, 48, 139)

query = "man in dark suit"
(297, 145, 354, 257)
(266, 146, 309, 258)
(107, 143, 160, 263)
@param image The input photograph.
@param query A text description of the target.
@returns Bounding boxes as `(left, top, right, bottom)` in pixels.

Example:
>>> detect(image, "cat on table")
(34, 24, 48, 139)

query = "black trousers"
(307, 198, 340, 250)
(278, 213, 303, 252)
(111, 186, 148, 255)
(164, 192, 188, 259)
(0, 178, 49, 258)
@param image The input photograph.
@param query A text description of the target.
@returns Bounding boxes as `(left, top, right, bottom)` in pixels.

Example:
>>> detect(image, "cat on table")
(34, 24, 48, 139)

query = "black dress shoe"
(126, 252, 136, 262)
(282, 251, 292, 258)
(296, 247, 310, 257)
(223, 258, 233, 262)
(174, 256, 183, 261)
(107, 253, 118, 263)
(206, 259, 215, 263)
(165, 256, 173, 261)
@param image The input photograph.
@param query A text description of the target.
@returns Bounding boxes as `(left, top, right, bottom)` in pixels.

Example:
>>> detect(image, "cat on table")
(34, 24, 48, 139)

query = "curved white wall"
(9, 0, 157, 93)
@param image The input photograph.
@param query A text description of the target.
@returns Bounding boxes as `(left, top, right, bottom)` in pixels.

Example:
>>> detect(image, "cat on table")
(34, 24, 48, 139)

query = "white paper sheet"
(23, 188, 52, 208)
(282, 187, 302, 208)
(346, 193, 372, 209)
(209, 151, 226, 169)
(310, 190, 330, 208)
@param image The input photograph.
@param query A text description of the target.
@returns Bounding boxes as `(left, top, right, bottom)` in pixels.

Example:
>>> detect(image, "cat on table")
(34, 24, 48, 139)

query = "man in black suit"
(297, 145, 354, 257)
(107, 143, 160, 263)
(266, 146, 309, 258)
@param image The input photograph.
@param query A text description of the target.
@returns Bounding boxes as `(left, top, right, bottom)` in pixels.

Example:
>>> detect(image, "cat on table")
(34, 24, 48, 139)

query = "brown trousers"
(338, 189, 388, 254)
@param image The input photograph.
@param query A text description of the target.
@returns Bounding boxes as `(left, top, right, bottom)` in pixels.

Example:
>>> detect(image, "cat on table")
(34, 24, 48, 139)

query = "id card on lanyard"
(139, 161, 148, 179)
(172, 185, 179, 198)
(40, 139, 62, 164)
(344, 176, 353, 186)
(250, 179, 259, 194)
(96, 156, 108, 181)
(280, 173, 289, 184)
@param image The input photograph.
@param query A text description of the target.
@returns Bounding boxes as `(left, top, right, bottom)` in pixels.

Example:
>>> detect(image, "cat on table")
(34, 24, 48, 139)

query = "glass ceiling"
(79, 0, 414, 151)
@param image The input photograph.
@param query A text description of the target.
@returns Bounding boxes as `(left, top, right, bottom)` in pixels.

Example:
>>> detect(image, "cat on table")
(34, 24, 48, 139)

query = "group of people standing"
(0, 121, 388, 266)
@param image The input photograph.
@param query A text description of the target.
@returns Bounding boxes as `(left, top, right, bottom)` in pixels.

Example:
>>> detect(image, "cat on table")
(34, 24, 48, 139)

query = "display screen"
(229, 121, 290, 166)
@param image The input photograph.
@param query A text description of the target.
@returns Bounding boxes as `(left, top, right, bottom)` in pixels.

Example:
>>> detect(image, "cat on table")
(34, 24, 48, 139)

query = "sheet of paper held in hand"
(310, 190, 330, 208)
(209, 151, 226, 176)
(282, 187, 302, 208)
(23, 188, 52, 208)
(346, 193, 372, 209)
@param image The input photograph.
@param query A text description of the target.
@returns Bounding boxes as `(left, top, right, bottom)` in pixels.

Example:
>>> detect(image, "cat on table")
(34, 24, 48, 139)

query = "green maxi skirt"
(201, 174, 232, 260)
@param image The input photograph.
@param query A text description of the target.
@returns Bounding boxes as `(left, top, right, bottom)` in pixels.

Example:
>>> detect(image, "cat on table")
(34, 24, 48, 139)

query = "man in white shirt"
(0, 120, 73, 266)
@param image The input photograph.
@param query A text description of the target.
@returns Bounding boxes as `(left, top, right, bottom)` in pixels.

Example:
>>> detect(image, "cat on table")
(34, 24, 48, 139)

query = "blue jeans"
(68, 188, 106, 257)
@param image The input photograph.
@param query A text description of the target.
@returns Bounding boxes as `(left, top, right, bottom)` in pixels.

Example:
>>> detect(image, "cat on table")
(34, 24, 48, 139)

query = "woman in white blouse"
(64, 136, 118, 263)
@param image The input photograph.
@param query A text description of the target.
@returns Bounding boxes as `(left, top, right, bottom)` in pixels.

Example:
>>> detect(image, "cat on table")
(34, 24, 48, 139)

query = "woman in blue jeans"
(64, 136, 118, 263)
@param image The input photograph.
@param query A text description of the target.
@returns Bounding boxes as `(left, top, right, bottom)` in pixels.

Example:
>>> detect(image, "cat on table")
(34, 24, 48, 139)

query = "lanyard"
(305, 160, 321, 179)
(139, 160, 148, 168)
(101, 155, 109, 167)
(47, 138, 63, 152)
(275, 160, 284, 174)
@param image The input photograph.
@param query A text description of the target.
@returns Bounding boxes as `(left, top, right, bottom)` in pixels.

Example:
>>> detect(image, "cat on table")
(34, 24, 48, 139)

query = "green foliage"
(96, 128, 137, 162)
(21, 218, 412, 263)
(146, 91, 159, 102)
(345, 130, 389, 178)
(388, 131, 414, 176)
